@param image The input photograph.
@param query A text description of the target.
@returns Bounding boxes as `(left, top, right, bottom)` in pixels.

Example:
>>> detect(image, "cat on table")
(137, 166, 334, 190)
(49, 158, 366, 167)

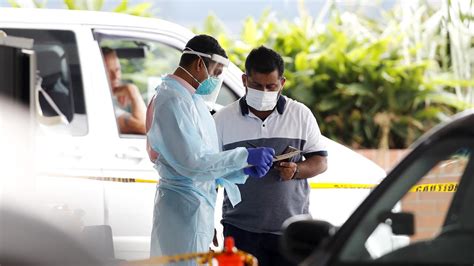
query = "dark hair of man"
(101, 46, 116, 57)
(179, 34, 228, 68)
(245, 45, 284, 77)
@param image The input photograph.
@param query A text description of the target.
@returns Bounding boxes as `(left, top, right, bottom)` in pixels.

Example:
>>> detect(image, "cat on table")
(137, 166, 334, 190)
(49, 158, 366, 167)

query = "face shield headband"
(182, 49, 229, 67)
(181, 48, 228, 109)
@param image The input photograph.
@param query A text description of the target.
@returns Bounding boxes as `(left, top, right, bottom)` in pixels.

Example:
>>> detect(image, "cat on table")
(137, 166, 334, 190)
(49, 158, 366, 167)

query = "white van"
(0, 8, 386, 260)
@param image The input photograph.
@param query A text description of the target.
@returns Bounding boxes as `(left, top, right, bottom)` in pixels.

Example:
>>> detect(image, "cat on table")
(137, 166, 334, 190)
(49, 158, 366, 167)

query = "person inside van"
(102, 47, 146, 135)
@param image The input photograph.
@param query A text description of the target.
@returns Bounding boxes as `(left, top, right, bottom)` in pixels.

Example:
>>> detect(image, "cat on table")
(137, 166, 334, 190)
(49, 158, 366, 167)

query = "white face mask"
(246, 87, 280, 111)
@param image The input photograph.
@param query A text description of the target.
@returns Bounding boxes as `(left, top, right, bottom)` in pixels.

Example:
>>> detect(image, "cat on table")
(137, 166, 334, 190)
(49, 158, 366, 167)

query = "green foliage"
(8, 0, 154, 16)
(197, 6, 473, 149)
(115, 1, 153, 17)
(8, 0, 46, 8)
(6, 0, 21, 8)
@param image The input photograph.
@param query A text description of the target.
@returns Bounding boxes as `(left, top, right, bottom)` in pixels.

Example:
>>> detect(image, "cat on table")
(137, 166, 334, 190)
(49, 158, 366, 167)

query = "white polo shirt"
(214, 95, 327, 234)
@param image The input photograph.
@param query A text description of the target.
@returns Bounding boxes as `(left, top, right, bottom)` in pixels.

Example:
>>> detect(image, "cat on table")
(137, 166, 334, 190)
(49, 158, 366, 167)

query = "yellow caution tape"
(310, 182, 458, 192)
(123, 250, 257, 266)
(40, 173, 157, 184)
(309, 183, 376, 189)
(409, 182, 458, 192)
(86, 176, 157, 184)
(41, 173, 458, 192)
(124, 251, 213, 265)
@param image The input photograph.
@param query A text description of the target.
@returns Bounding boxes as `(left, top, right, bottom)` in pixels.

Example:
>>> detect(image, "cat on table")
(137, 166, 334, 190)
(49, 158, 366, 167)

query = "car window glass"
(99, 38, 239, 137)
(99, 39, 180, 137)
(100, 39, 180, 104)
(337, 140, 473, 264)
(2, 28, 88, 136)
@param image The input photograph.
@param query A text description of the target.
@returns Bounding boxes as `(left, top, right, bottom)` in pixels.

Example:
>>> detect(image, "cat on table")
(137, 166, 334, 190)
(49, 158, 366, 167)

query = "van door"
(1, 27, 110, 229)
(91, 28, 243, 259)
(92, 29, 186, 260)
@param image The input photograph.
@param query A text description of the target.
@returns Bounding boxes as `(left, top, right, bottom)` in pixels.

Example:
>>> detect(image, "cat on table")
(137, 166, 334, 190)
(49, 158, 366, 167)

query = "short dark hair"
(179, 34, 227, 67)
(101, 46, 116, 57)
(245, 46, 284, 77)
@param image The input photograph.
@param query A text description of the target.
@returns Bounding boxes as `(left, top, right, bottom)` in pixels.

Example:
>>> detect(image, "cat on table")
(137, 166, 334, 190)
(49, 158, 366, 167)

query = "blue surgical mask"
(179, 58, 221, 95)
(196, 77, 220, 95)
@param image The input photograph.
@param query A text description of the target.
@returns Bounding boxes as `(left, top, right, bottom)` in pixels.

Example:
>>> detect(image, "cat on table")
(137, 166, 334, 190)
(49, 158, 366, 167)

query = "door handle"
(115, 147, 145, 161)
(115, 152, 144, 160)
(60, 146, 85, 159)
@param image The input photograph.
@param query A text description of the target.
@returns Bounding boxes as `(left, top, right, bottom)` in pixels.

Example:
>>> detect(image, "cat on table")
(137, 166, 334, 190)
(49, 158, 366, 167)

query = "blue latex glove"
(244, 164, 270, 178)
(247, 147, 275, 167)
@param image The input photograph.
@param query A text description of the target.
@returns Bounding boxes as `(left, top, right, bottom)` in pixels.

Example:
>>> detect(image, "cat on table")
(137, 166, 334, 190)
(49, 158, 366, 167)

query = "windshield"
(336, 137, 474, 264)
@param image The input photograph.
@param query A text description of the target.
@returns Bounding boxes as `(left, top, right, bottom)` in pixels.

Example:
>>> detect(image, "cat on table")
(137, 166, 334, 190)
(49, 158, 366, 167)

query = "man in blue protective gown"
(147, 35, 275, 264)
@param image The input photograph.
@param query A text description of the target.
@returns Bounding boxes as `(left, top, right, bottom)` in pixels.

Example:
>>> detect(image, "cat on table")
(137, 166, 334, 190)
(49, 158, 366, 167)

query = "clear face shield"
(182, 49, 229, 110)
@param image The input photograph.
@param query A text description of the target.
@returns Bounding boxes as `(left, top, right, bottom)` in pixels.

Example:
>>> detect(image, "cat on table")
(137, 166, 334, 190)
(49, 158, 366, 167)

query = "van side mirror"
(378, 211, 415, 236)
(114, 47, 146, 59)
(281, 215, 336, 264)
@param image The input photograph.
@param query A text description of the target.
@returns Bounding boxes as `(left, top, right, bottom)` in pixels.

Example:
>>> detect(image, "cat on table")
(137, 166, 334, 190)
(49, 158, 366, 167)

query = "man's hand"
(113, 84, 140, 107)
(275, 162, 298, 181)
(113, 83, 147, 134)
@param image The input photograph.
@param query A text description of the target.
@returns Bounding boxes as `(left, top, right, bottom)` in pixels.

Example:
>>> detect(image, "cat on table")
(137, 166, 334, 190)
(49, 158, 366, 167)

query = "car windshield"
(337, 137, 474, 264)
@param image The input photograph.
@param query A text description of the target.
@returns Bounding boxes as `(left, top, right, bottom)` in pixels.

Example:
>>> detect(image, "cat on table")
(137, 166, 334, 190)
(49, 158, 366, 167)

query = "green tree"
(197, 3, 473, 149)
(7, 0, 154, 16)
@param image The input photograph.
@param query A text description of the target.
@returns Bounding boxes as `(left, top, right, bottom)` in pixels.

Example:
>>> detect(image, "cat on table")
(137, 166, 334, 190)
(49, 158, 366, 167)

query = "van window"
(99, 39, 180, 137)
(2, 29, 88, 136)
(99, 37, 239, 137)
(100, 39, 181, 105)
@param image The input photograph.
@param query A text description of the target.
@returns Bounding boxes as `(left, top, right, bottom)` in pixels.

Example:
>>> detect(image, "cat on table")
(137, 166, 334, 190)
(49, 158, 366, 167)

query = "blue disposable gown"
(148, 76, 248, 265)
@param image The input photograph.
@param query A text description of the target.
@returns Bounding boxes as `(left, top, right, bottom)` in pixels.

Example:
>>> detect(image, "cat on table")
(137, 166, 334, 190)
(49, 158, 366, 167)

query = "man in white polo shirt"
(214, 46, 328, 266)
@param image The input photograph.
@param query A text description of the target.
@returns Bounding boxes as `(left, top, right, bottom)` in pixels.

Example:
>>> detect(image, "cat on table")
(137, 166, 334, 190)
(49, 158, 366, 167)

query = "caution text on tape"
(41, 173, 458, 192)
